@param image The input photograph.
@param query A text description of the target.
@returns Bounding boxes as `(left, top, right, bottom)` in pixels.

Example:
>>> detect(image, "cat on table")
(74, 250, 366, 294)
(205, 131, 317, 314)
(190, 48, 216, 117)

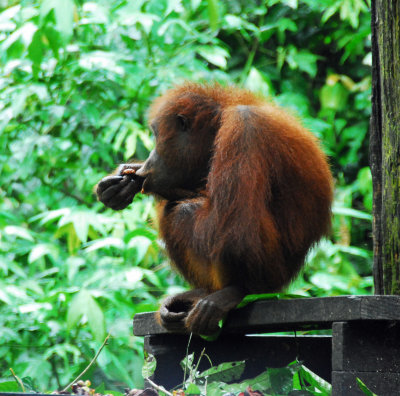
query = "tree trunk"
(370, 1, 400, 294)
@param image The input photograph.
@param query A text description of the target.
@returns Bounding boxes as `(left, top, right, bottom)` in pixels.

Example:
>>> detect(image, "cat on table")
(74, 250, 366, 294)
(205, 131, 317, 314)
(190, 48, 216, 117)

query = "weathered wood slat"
(133, 295, 400, 336)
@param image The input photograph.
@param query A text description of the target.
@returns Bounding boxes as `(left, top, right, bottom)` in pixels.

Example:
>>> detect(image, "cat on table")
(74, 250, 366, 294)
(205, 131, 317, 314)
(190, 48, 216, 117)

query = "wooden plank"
(133, 312, 165, 336)
(224, 296, 361, 333)
(133, 296, 400, 336)
(361, 295, 400, 319)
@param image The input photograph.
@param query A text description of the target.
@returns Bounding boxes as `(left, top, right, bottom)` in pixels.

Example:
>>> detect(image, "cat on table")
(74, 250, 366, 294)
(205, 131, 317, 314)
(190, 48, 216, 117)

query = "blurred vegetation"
(0, 0, 372, 391)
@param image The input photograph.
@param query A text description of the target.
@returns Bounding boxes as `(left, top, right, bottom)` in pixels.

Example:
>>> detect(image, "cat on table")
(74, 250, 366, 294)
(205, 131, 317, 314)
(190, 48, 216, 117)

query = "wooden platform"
(134, 295, 400, 335)
(133, 296, 400, 395)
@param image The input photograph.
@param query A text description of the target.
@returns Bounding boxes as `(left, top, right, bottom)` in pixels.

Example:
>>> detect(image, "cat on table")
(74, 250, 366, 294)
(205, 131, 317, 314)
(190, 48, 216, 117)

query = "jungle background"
(0, 0, 372, 391)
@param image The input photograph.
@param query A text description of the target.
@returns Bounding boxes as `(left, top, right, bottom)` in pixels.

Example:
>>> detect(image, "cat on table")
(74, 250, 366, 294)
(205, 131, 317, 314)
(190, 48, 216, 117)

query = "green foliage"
(179, 356, 331, 396)
(0, 379, 21, 393)
(0, 0, 372, 391)
(142, 353, 157, 380)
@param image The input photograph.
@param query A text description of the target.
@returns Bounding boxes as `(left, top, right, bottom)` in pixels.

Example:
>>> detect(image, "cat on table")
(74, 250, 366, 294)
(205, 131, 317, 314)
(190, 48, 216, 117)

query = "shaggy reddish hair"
(150, 83, 333, 294)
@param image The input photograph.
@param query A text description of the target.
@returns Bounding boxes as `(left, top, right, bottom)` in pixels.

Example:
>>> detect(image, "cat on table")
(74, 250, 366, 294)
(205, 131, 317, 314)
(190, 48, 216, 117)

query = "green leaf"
(40, 0, 74, 39)
(333, 206, 372, 221)
(67, 290, 86, 329)
(125, 267, 144, 284)
(237, 293, 303, 308)
(28, 29, 44, 65)
(245, 67, 275, 98)
(292, 371, 301, 390)
(21, 376, 40, 393)
(54, 0, 74, 39)
(196, 45, 228, 68)
(28, 244, 53, 263)
(118, 12, 160, 34)
(224, 14, 244, 29)
(18, 360, 52, 389)
(43, 343, 81, 362)
(127, 236, 152, 264)
(165, 0, 184, 16)
(32, 208, 70, 225)
(4, 225, 34, 241)
(180, 352, 195, 378)
(336, 245, 372, 259)
(310, 273, 349, 291)
(277, 17, 298, 32)
(85, 103, 101, 127)
(142, 353, 157, 379)
(284, 0, 298, 8)
(54, 223, 81, 253)
(0, 5, 21, 25)
(186, 383, 201, 395)
(10, 89, 29, 118)
(299, 365, 331, 395)
(320, 82, 349, 111)
(87, 298, 106, 343)
(157, 18, 192, 37)
(103, 351, 135, 388)
(363, 52, 372, 66)
(67, 290, 106, 342)
(206, 370, 271, 395)
(356, 378, 378, 396)
(269, 367, 294, 394)
(286, 48, 319, 77)
(1, 22, 37, 51)
(125, 131, 137, 159)
(95, 383, 106, 394)
(58, 211, 93, 243)
(207, 0, 219, 31)
(82, 2, 109, 24)
(0, 289, 12, 304)
(43, 25, 62, 56)
(85, 237, 125, 253)
(79, 51, 124, 75)
(40, 0, 56, 20)
(197, 360, 245, 383)
(0, 380, 20, 392)
(276, 92, 310, 116)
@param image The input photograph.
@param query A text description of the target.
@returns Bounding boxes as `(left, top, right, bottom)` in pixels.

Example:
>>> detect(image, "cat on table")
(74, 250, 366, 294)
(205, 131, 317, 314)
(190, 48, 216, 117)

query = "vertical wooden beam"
(370, 0, 383, 294)
(370, 0, 400, 294)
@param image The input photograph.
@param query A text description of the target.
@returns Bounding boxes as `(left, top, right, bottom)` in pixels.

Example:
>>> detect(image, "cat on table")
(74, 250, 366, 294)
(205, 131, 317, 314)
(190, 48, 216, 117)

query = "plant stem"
(183, 333, 193, 384)
(10, 368, 25, 392)
(146, 377, 173, 396)
(62, 333, 111, 392)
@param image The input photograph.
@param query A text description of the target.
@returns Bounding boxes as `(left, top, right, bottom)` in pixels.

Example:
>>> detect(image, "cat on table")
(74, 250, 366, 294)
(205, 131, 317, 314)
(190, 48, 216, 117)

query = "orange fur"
(148, 83, 333, 295)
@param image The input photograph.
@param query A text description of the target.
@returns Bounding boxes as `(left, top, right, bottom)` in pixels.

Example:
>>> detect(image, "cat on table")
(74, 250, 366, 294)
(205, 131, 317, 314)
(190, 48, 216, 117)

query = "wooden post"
(332, 321, 400, 395)
(370, 0, 400, 294)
